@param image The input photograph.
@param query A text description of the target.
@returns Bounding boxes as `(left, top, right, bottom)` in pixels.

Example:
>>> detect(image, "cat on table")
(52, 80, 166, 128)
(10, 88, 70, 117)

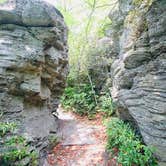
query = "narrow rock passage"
(47, 107, 111, 166)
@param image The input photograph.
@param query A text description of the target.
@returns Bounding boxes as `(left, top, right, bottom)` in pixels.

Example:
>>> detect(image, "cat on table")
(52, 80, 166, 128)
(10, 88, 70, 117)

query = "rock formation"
(0, 0, 68, 164)
(109, 0, 166, 164)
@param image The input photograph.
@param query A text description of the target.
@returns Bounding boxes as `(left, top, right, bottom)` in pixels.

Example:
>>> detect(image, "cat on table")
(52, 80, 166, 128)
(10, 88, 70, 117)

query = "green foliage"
(2, 144, 28, 163)
(132, 0, 153, 6)
(97, 17, 112, 37)
(99, 93, 115, 117)
(29, 152, 38, 166)
(57, 1, 113, 111)
(4, 136, 26, 146)
(57, 6, 78, 26)
(1, 144, 38, 166)
(0, 122, 17, 136)
(61, 82, 98, 118)
(61, 74, 116, 118)
(107, 118, 157, 166)
(0, 0, 7, 4)
(0, 122, 38, 166)
(57, 0, 112, 77)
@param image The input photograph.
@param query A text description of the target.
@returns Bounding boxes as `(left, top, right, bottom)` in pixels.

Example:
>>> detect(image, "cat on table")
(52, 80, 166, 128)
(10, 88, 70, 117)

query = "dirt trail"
(46, 107, 111, 166)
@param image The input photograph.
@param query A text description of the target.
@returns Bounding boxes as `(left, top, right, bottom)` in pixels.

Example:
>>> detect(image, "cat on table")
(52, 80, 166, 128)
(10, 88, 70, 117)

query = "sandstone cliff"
(109, 0, 166, 164)
(0, 0, 68, 164)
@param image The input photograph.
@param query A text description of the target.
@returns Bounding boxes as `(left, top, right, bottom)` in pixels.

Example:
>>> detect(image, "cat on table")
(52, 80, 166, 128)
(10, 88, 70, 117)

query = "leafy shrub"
(0, 122, 17, 136)
(61, 83, 98, 118)
(107, 118, 157, 166)
(61, 74, 117, 118)
(0, 122, 38, 166)
(1, 144, 38, 166)
(99, 93, 115, 117)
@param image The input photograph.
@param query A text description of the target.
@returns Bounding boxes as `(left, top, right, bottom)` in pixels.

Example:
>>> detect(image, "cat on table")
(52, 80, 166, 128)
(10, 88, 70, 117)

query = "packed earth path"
(46, 107, 113, 166)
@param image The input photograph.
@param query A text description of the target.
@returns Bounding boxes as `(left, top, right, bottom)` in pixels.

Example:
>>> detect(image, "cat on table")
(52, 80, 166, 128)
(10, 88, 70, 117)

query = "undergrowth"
(61, 83, 98, 118)
(0, 122, 38, 166)
(99, 93, 115, 117)
(0, 122, 17, 137)
(61, 76, 115, 118)
(107, 118, 157, 166)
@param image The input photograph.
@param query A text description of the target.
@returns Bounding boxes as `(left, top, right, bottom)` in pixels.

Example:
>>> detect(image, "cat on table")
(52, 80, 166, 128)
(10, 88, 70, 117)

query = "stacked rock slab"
(109, 0, 166, 164)
(0, 0, 68, 164)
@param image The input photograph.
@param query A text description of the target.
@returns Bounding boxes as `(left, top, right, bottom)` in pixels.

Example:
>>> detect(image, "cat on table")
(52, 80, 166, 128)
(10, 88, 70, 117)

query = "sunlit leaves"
(0, 0, 7, 4)
(107, 118, 157, 166)
(56, 0, 112, 75)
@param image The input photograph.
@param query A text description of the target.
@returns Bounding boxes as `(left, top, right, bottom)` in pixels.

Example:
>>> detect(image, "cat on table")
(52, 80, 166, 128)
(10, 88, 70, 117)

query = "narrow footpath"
(47, 107, 112, 166)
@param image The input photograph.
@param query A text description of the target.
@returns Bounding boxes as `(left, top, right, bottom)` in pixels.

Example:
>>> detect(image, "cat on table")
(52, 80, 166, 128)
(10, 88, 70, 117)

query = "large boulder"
(0, 0, 68, 164)
(109, 0, 166, 164)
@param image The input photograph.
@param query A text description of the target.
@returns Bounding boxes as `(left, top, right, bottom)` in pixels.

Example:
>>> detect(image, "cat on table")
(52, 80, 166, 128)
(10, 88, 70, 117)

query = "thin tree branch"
(85, 0, 96, 41)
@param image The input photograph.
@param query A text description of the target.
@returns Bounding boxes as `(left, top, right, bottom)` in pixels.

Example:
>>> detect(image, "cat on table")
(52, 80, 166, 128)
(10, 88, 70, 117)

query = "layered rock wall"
(109, 0, 166, 164)
(0, 0, 68, 164)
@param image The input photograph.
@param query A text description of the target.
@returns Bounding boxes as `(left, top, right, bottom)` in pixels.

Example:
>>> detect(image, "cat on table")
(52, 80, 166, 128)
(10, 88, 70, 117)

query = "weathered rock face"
(109, 0, 166, 164)
(87, 39, 113, 92)
(0, 0, 68, 164)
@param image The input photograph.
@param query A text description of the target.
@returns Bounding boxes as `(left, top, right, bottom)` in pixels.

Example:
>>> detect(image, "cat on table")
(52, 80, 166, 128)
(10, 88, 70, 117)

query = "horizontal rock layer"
(0, 0, 68, 165)
(109, 0, 166, 164)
